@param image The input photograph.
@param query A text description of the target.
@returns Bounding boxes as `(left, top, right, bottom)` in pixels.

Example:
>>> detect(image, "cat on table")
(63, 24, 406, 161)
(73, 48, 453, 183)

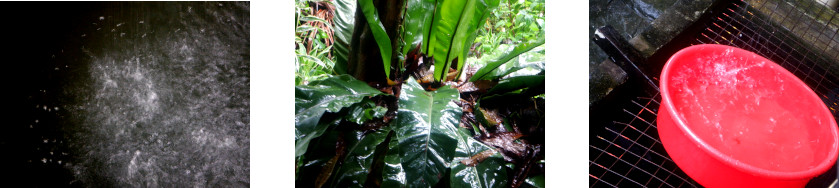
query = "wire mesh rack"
(591, 0, 839, 187)
(696, 0, 839, 116)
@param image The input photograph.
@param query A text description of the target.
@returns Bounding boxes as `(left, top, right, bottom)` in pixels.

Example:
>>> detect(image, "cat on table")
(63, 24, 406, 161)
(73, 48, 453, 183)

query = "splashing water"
(668, 48, 828, 172)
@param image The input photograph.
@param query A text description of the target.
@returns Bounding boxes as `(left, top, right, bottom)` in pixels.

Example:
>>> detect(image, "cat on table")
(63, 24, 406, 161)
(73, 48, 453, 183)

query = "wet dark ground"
(0, 2, 249, 187)
(589, 0, 674, 104)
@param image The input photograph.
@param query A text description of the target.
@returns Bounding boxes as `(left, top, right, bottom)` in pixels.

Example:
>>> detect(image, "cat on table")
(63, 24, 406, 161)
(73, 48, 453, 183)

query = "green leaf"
(502, 46, 544, 78)
(381, 132, 407, 187)
(403, 0, 437, 55)
(330, 129, 391, 187)
(296, 25, 319, 33)
(343, 98, 387, 125)
(296, 125, 342, 187)
(427, 0, 467, 82)
(428, 0, 500, 82)
(331, 0, 356, 75)
(486, 75, 544, 96)
(395, 77, 462, 187)
(469, 34, 545, 82)
(300, 15, 329, 24)
(358, 0, 393, 81)
(450, 128, 508, 188)
(523, 175, 545, 188)
(297, 53, 327, 70)
(455, 0, 501, 79)
(295, 75, 383, 157)
(468, 45, 544, 81)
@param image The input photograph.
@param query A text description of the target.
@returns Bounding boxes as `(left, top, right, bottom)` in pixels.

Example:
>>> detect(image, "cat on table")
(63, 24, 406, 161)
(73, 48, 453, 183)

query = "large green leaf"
(295, 75, 383, 156)
(358, 0, 393, 81)
(452, 0, 500, 79)
(467, 45, 544, 81)
(427, 0, 466, 81)
(296, 125, 342, 187)
(330, 129, 391, 188)
(424, 0, 499, 81)
(428, 0, 500, 82)
(395, 77, 462, 187)
(523, 175, 545, 188)
(403, 0, 437, 55)
(343, 98, 387, 125)
(501, 46, 544, 78)
(485, 75, 544, 96)
(450, 128, 508, 188)
(469, 34, 545, 82)
(381, 131, 407, 187)
(332, 0, 356, 75)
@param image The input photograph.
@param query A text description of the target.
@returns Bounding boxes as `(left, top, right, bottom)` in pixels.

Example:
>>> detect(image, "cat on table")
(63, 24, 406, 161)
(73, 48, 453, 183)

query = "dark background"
(0, 2, 250, 187)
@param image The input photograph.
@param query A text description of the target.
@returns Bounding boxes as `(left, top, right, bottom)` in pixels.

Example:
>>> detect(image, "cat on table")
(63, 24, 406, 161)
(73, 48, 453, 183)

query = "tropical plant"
(295, 0, 545, 187)
(295, 0, 338, 85)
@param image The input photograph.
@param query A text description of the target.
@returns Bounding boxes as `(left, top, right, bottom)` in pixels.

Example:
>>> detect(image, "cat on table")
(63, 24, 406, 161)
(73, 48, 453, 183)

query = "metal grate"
(591, 0, 839, 187)
(695, 0, 839, 117)
(590, 92, 701, 188)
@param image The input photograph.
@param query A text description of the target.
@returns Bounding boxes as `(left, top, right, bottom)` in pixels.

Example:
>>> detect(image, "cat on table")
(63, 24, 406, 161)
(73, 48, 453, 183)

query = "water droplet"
(99, 16, 104, 20)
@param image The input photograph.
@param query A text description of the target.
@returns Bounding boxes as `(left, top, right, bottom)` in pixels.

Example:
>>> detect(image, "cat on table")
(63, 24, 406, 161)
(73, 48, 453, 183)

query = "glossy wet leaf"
(300, 15, 329, 24)
(381, 132, 407, 187)
(295, 75, 383, 156)
(473, 45, 544, 80)
(523, 175, 544, 188)
(485, 75, 544, 96)
(450, 128, 508, 188)
(428, 0, 500, 82)
(331, 0, 356, 75)
(297, 25, 320, 33)
(343, 98, 387, 125)
(395, 77, 462, 187)
(358, 0, 393, 81)
(451, 0, 500, 79)
(469, 34, 545, 82)
(403, 0, 437, 55)
(296, 125, 342, 187)
(330, 129, 390, 188)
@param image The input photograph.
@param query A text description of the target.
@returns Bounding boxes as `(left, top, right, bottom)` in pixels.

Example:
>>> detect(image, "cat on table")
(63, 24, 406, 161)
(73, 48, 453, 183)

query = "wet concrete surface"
(589, 0, 674, 104)
(0, 2, 249, 187)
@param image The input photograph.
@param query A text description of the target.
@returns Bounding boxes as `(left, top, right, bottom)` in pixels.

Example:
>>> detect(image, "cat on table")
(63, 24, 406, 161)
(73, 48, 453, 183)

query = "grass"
(295, 0, 336, 86)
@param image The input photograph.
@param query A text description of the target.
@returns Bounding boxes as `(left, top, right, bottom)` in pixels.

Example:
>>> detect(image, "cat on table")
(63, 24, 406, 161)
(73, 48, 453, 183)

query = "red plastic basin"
(658, 44, 839, 188)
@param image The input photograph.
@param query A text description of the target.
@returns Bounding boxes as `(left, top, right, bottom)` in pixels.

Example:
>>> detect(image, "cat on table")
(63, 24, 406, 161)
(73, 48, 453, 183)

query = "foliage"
(423, 0, 500, 82)
(331, 0, 356, 75)
(294, 75, 384, 156)
(473, 0, 545, 57)
(394, 77, 462, 187)
(294, 0, 545, 187)
(469, 34, 544, 81)
(295, 0, 338, 85)
(358, 0, 394, 83)
(450, 128, 509, 188)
